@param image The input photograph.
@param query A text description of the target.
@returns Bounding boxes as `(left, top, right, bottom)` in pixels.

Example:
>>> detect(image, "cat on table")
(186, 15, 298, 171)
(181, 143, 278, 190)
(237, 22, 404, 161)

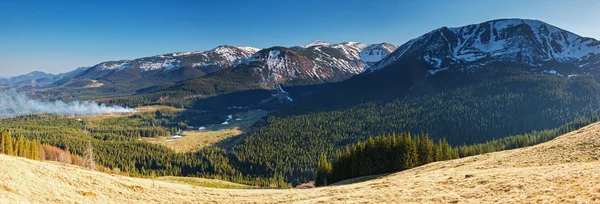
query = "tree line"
(0, 129, 42, 161)
(315, 114, 600, 186)
(316, 133, 458, 186)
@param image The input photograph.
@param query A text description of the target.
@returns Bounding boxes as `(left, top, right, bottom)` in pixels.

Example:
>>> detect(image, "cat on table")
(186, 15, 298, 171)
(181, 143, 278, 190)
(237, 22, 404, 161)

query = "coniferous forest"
(228, 68, 600, 184)
(315, 115, 598, 186)
(0, 129, 42, 161)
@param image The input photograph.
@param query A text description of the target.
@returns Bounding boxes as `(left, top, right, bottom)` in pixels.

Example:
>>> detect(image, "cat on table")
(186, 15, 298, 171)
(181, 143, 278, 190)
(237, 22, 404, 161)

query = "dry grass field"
(142, 109, 269, 152)
(2, 122, 600, 203)
(134, 106, 183, 112)
(156, 177, 255, 189)
(143, 128, 243, 153)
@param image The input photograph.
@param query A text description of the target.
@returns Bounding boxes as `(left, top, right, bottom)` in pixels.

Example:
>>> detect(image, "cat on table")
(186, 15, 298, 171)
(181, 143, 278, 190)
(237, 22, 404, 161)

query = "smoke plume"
(0, 90, 137, 118)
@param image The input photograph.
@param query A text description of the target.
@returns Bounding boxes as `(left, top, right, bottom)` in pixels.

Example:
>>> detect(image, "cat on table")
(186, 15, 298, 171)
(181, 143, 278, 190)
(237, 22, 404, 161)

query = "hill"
(1, 121, 599, 203)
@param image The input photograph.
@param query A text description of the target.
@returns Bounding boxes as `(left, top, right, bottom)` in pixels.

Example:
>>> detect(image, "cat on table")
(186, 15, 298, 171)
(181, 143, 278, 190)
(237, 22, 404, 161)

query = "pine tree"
(4, 131, 13, 156)
(0, 130, 5, 154)
(29, 140, 41, 160)
(15, 135, 27, 157)
(417, 135, 435, 165)
(402, 134, 418, 169)
(315, 153, 332, 186)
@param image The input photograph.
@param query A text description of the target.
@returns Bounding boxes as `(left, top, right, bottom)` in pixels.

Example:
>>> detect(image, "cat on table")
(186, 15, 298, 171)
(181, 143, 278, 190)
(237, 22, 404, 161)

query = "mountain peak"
(302, 40, 331, 48)
(26, 71, 49, 76)
(369, 18, 600, 75)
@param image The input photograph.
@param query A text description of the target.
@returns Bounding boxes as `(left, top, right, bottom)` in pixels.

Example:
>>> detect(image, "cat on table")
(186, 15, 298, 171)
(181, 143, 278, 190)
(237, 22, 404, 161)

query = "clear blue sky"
(1, 0, 599, 77)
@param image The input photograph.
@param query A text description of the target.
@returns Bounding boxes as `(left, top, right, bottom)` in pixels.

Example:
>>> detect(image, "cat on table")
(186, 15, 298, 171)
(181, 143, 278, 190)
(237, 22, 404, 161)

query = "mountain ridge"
(369, 18, 600, 77)
(240, 41, 397, 89)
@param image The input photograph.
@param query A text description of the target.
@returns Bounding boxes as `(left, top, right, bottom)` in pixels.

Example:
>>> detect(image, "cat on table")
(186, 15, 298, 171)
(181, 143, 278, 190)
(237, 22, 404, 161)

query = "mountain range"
(9, 18, 600, 107)
(5, 41, 397, 96)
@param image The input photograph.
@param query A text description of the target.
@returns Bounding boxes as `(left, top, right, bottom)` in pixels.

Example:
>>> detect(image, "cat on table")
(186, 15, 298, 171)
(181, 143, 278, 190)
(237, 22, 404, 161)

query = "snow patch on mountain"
(138, 59, 180, 72)
(237, 46, 262, 53)
(240, 41, 396, 93)
(85, 45, 261, 77)
(359, 43, 398, 65)
(115, 64, 131, 72)
(302, 40, 331, 48)
(97, 61, 131, 71)
(169, 52, 202, 57)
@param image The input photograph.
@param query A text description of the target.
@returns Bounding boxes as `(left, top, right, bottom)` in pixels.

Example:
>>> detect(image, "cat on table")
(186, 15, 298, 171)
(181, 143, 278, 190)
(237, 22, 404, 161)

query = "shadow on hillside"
(174, 83, 334, 125)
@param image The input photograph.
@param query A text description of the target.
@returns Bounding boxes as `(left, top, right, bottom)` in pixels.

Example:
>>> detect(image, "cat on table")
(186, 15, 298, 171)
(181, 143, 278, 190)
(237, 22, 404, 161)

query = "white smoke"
(0, 90, 137, 118)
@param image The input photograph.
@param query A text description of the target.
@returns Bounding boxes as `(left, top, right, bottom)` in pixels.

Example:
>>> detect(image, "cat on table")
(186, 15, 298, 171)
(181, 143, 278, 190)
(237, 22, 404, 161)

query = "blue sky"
(1, 0, 599, 77)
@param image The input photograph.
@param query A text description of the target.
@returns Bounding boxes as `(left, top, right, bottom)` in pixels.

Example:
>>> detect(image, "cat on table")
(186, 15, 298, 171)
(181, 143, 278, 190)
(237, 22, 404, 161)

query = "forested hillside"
(316, 115, 598, 185)
(0, 111, 290, 187)
(228, 66, 600, 184)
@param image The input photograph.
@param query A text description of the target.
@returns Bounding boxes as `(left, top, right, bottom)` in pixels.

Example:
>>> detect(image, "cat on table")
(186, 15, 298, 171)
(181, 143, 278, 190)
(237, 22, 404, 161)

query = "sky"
(1, 0, 599, 77)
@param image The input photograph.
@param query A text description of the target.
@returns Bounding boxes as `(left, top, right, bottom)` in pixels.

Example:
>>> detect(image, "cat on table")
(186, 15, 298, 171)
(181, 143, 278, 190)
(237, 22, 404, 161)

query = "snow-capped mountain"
(360, 43, 397, 66)
(369, 19, 600, 76)
(301, 40, 331, 48)
(242, 41, 396, 89)
(90, 45, 259, 72)
(73, 45, 260, 82)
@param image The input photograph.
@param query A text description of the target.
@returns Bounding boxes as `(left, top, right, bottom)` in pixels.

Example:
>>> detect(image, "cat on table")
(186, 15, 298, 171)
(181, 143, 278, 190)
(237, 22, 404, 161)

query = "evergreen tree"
(4, 131, 14, 156)
(0, 130, 5, 154)
(315, 153, 332, 186)
(417, 135, 435, 165)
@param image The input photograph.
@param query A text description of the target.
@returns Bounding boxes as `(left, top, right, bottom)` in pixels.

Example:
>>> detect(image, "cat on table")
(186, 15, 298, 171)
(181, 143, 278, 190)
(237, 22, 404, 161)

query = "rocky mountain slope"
(72, 45, 261, 84)
(240, 41, 396, 89)
(67, 40, 397, 88)
(2, 121, 599, 203)
(109, 40, 397, 106)
(369, 18, 600, 77)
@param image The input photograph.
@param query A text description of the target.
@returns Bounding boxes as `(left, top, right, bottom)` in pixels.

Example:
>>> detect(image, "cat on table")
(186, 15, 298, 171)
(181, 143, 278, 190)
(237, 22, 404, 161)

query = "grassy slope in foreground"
(2, 122, 600, 203)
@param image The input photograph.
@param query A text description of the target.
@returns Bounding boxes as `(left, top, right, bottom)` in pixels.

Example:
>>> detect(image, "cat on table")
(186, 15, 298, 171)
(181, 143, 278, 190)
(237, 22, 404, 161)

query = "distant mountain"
(241, 41, 397, 89)
(0, 71, 58, 88)
(96, 40, 396, 108)
(71, 45, 261, 84)
(359, 43, 397, 66)
(369, 19, 600, 77)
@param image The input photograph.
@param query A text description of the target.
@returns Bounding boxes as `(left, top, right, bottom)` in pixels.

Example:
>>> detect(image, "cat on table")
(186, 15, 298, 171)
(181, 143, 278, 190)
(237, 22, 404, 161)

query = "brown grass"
(143, 128, 243, 153)
(156, 176, 255, 189)
(2, 122, 600, 203)
(143, 109, 269, 153)
(134, 105, 183, 112)
(76, 191, 96, 197)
